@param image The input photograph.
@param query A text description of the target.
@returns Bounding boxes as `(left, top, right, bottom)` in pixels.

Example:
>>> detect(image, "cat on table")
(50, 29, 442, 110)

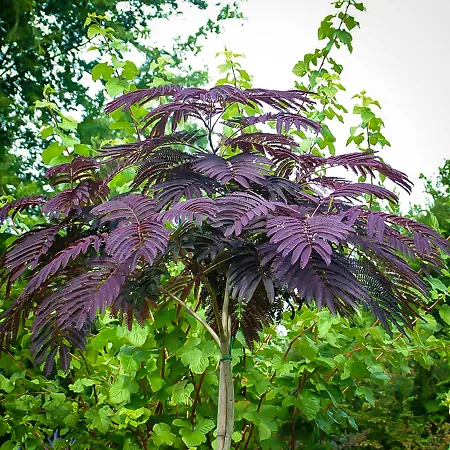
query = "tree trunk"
(216, 339, 234, 450)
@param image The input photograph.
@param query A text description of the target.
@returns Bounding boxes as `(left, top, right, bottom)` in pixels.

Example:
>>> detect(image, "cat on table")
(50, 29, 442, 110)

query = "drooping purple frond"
(142, 102, 212, 136)
(193, 153, 270, 188)
(132, 148, 197, 190)
(227, 248, 275, 303)
(158, 198, 218, 224)
(326, 152, 413, 193)
(223, 132, 299, 156)
(261, 176, 318, 203)
(31, 258, 130, 372)
(153, 172, 220, 207)
(224, 111, 321, 134)
(46, 157, 99, 187)
(212, 192, 277, 236)
(0, 196, 46, 222)
(324, 182, 399, 203)
(98, 131, 203, 165)
(92, 194, 168, 270)
(266, 215, 354, 268)
(91, 194, 157, 225)
(173, 85, 251, 105)
(42, 182, 91, 218)
(244, 88, 314, 111)
(294, 151, 413, 193)
(0, 224, 62, 287)
(21, 234, 106, 299)
(105, 85, 182, 113)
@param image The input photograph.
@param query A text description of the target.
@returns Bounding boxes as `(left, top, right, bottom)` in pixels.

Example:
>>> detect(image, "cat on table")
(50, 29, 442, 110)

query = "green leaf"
(69, 377, 98, 393)
(85, 406, 113, 433)
(196, 419, 215, 434)
(439, 304, 450, 325)
(59, 115, 78, 131)
(298, 390, 321, 420)
(335, 29, 353, 52)
(0, 374, 14, 393)
(122, 61, 139, 80)
(109, 375, 138, 404)
(42, 143, 65, 164)
(318, 15, 334, 40)
(123, 439, 140, 450)
(40, 125, 54, 139)
(152, 423, 176, 446)
(293, 61, 308, 77)
(171, 380, 194, 405)
(430, 277, 448, 293)
(87, 24, 105, 38)
(296, 336, 318, 361)
(179, 428, 206, 448)
(356, 386, 375, 407)
(35, 99, 57, 109)
(179, 348, 210, 374)
(58, 132, 80, 147)
(106, 78, 128, 97)
(149, 374, 165, 392)
(92, 62, 114, 81)
(258, 423, 272, 441)
(117, 323, 150, 347)
(74, 144, 91, 156)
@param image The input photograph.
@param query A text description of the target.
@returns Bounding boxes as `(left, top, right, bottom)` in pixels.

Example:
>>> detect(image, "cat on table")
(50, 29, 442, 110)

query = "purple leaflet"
(173, 85, 251, 105)
(31, 258, 130, 371)
(105, 85, 182, 113)
(91, 194, 157, 225)
(42, 181, 92, 218)
(141, 102, 207, 135)
(105, 221, 168, 270)
(244, 88, 315, 111)
(324, 182, 399, 203)
(46, 157, 99, 187)
(327, 152, 413, 193)
(98, 131, 203, 165)
(364, 211, 450, 257)
(21, 234, 106, 298)
(0, 224, 61, 286)
(226, 248, 275, 303)
(262, 176, 318, 203)
(153, 172, 220, 207)
(132, 148, 197, 190)
(265, 250, 371, 313)
(157, 198, 218, 224)
(193, 153, 270, 188)
(223, 111, 320, 133)
(223, 132, 299, 156)
(0, 196, 46, 222)
(266, 215, 354, 268)
(212, 192, 277, 236)
(92, 194, 167, 270)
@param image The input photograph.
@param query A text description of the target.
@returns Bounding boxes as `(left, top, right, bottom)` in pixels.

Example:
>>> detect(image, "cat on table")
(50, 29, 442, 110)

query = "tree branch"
(161, 289, 221, 347)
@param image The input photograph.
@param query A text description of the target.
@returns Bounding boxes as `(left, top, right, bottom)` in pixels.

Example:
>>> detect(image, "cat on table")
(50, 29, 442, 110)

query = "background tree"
(0, 0, 241, 195)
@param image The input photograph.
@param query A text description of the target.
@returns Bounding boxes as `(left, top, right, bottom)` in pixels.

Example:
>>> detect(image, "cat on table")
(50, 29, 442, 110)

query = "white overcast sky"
(149, 0, 450, 208)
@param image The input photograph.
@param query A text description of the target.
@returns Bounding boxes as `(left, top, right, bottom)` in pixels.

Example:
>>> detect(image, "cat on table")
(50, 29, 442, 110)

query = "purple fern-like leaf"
(0, 196, 46, 222)
(266, 215, 354, 268)
(193, 153, 270, 188)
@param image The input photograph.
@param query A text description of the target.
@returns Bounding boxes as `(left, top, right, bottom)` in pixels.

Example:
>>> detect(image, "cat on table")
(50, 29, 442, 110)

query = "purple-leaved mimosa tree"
(0, 85, 448, 450)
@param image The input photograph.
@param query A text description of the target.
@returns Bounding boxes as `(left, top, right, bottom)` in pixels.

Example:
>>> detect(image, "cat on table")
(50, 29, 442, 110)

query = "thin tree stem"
(161, 289, 221, 347)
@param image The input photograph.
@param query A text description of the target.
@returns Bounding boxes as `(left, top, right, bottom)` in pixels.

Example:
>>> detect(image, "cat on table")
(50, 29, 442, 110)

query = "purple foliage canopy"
(0, 84, 449, 374)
